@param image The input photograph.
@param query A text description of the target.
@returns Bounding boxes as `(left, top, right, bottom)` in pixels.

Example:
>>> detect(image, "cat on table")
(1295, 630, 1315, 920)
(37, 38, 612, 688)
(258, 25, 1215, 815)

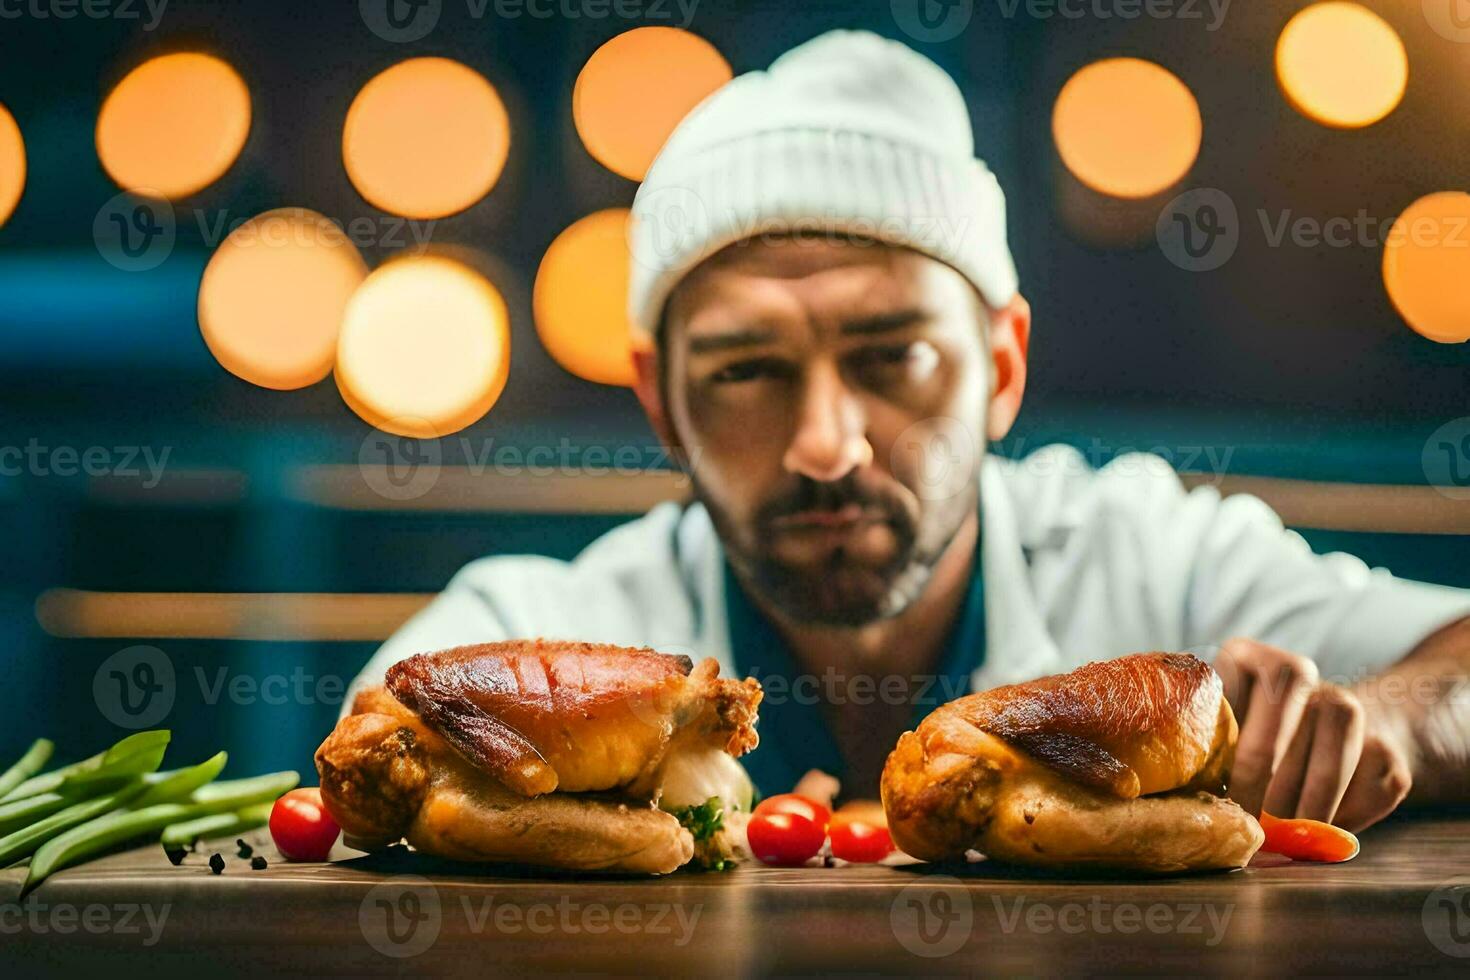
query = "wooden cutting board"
(3, 812, 1468, 976)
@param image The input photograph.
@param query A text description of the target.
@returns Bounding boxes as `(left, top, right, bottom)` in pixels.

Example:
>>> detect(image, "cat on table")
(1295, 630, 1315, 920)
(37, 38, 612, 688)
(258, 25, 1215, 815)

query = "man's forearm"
(1354, 616, 1470, 804)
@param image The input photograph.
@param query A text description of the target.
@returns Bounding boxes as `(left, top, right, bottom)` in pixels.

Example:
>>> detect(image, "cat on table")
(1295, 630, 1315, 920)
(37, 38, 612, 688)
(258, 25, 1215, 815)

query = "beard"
(694, 466, 980, 627)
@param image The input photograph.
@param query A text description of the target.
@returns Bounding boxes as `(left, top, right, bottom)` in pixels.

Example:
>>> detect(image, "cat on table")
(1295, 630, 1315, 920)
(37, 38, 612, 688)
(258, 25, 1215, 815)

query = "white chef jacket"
(347, 445, 1470, 709)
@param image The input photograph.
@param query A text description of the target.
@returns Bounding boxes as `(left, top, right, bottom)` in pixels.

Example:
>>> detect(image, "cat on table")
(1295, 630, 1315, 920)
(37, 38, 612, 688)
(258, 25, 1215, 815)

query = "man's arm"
(1354, 615, 1470, 806)
(1215, 617, 1470, 832)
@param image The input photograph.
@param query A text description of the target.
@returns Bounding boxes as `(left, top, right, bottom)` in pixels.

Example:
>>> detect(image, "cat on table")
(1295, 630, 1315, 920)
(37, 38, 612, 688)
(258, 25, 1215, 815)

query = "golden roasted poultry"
(881, 653, 1264, 873)
(316, 640, 762, 874)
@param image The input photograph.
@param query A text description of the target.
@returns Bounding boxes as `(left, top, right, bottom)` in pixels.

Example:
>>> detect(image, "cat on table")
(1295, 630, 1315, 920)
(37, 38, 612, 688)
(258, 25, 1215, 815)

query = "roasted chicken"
(316, 640, 762, 874)
(881, 653, 1264, 873)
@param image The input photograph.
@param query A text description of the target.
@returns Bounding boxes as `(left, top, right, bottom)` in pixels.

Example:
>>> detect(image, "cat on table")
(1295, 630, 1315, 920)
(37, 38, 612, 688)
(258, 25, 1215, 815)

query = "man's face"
(658, 238, 993, 626)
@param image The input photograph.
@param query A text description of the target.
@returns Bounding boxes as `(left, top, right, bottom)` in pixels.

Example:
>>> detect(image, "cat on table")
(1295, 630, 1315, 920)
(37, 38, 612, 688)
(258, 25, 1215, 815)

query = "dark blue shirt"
(723, 557, 986, 796)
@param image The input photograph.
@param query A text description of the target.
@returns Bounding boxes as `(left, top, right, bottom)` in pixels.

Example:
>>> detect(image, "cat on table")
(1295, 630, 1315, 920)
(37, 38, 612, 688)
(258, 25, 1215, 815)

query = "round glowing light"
(336, 256, 511, 437)
(533, 209, 637, 387)
(198, 208, 369, 390)
(96, 53, 251, 199)
(1276, 3, 1407, 129)
(0, 102, 23, 228)
(343, 58, 510, 220)
(1382, 192, 1470, 344)
(1052, 58, 1202, 200)
(574, 27, 731, 181)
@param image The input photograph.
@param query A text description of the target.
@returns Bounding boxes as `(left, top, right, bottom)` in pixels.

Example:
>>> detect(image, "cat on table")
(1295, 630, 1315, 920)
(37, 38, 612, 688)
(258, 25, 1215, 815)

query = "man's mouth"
(768, 504, 884, 531)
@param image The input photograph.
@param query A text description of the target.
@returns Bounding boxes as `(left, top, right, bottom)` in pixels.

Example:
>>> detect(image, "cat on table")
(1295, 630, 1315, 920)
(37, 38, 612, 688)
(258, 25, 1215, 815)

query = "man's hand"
(1214, 638, 1413, 832)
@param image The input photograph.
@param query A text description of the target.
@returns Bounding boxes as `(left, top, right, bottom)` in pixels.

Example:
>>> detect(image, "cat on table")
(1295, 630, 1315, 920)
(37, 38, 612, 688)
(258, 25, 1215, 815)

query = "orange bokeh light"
(343, 58, 510, 220)
(198, 208, 369, 390)
(336, 256, 511, 437)
(1053, 58, 1201, 200)
(534, 209, 637, 387)
(1276, 2, 1407, 129)
(574, 27, 731, 181)
(1382, 192, 1470, 344)
(0, 102, 23, 227)
(96, 53, 251, 199)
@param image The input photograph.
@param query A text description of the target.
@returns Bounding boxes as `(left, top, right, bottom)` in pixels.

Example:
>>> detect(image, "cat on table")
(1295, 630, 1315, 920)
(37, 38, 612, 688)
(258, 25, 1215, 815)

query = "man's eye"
(708, 359, 789, 383)
(850, 341, 939, 376)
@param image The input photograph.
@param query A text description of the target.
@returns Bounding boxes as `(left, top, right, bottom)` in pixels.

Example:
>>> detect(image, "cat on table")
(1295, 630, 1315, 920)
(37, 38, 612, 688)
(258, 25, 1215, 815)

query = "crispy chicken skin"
(315, 641, 761, 874)
(881, 653, 1264, 873)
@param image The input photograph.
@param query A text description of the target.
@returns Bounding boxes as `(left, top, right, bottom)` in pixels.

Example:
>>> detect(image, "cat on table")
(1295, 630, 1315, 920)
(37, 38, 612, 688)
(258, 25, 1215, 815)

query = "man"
(351, 31, 1470, 829)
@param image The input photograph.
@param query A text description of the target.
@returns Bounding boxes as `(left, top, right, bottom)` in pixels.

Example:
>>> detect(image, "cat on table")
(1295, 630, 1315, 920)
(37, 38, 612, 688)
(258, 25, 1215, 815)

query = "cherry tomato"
(269, 787, 341, 862)
(829, 818, 894, 863)
(746, 811, 826, 866)
(754, 793, 831, 832)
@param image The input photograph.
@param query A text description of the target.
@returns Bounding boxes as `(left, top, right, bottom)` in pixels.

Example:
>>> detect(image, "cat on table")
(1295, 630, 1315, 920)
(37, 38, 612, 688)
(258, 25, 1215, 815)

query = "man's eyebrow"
(839, 308, 931, 337)
(686, 327, 780, 355)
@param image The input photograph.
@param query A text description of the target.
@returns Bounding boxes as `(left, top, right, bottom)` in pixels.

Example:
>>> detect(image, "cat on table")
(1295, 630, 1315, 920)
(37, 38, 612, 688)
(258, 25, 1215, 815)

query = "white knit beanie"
(627, 29, 1019, 343)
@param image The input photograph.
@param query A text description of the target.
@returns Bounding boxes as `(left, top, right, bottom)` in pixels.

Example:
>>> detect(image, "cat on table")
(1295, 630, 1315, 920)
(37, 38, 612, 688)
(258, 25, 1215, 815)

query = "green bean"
(0, 739, 54, 798)
(0, 792, 76, 837)
(133, 752, 228, 808)
(0, 780, 148, 867)
(160, 801, 274, 849)
(1, 730, 170, 803)
(23, 770, 298, 893)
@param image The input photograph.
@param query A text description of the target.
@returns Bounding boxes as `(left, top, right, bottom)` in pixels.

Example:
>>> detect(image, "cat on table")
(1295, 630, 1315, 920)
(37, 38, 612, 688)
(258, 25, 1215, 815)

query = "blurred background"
(0, 0, 1466, 779)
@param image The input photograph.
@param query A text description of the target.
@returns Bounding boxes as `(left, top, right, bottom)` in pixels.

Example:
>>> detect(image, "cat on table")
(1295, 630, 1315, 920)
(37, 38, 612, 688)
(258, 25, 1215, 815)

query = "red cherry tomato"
(269, 787, 341, 862)
(746, 811, 826, 866)
(754, 793, 831, 832)
(829, 818, 894, 863)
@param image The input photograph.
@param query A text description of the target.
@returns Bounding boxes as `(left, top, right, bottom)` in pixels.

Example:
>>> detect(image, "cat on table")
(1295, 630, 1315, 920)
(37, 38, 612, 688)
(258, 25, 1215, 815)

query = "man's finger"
(1334, 735, 1412, 832)
(1262, 702, 1314, 818)
(1213, 640, 1255, 727)
(1294, 686, 1365, 822)
(1228, 644, 1318, 815)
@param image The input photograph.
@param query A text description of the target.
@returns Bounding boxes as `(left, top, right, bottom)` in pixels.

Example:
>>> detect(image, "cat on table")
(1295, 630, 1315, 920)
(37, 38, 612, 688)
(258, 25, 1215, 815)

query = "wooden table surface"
(4, 811, 1469, 977)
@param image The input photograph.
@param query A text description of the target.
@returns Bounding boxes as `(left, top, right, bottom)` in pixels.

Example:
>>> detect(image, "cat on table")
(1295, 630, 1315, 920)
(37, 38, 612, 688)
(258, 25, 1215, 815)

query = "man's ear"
(632, 345, 679, 454)
(986, 293, 1031, 442)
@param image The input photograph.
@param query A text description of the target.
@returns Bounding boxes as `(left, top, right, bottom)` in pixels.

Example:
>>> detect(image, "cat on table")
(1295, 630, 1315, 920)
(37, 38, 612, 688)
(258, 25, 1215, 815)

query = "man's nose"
(782, 360, 873, 483)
